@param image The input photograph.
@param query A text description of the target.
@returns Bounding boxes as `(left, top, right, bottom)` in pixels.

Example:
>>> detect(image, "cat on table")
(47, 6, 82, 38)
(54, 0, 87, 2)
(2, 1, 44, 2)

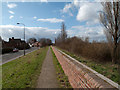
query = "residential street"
(2, 47, 39, 64)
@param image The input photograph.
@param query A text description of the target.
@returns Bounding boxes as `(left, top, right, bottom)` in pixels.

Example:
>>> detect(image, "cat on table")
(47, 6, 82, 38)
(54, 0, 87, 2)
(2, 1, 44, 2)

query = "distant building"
(0, 36, 2, 48)
(33, 42, 41, 47)
(2, 37, 29, 49)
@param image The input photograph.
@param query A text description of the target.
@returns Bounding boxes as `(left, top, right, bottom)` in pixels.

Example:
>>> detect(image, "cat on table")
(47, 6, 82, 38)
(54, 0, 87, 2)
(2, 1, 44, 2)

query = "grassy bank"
(50, 47, 72, 88)
(56, 47, 120, 85)
(2, 47, 48, 88)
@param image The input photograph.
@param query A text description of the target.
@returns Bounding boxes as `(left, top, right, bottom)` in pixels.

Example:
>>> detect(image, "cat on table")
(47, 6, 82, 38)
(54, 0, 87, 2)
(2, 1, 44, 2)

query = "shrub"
(2, 47, 13, 54)
(56, 36, 112, 62)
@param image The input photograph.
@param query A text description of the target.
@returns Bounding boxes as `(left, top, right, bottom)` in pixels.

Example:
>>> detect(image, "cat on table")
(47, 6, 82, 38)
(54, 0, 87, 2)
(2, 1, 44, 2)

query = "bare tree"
(61, 22, 67, 42)
(55, 22, 67, 45)
(55, 34, 61, 45)
(99, 1, 120, 63)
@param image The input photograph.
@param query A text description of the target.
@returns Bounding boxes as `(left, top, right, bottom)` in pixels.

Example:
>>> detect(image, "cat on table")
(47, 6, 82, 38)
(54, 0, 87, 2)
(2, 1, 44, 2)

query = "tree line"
(27, 37, 52, 47)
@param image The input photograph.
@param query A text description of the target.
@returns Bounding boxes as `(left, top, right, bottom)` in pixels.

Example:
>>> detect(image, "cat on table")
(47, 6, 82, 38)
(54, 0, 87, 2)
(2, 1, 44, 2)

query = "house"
(2, 37, 30, 49)
(33, 42, 41, 47)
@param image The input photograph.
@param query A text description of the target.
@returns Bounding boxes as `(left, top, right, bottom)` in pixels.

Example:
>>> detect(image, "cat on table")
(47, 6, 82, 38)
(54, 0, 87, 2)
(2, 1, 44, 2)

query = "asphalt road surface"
(1, 47, 39, 64)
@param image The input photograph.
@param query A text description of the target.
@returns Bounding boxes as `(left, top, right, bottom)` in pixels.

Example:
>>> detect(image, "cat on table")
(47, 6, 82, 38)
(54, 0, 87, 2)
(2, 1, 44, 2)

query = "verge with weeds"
(50, 47, 72, 88)
(2, 47, 48, 88)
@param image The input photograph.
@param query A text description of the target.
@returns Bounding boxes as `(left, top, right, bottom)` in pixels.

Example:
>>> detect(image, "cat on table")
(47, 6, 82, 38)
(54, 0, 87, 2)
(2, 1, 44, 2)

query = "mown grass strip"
(56, 47, 120, 85)
(50, 47, 72, 88)
(2, 47, 48, 88)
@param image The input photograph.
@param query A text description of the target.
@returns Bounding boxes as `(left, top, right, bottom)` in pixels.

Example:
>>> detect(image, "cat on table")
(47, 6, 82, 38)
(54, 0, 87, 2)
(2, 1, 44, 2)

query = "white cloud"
(20, 16, 23, 19)
(62, 3, 73, 13)
(73, 0, 80, 7)
(61, 3, 74, 16)
(55, 32, 57, 34)
(41, 0, 48, 2)
(68, 25, 106, 41)
(8, 10, 15, 14)
(21, 0, 25, 2)
(0, 24, 106, 42)
(37, 18, 64, 23)
(9, 15, 14, 19)
(7, 3, 17, 9)
(0, 25, 60, 42)
(33, 16, 37, 19)
(62, 1, 102, 25)
(76, 3, 102, 24)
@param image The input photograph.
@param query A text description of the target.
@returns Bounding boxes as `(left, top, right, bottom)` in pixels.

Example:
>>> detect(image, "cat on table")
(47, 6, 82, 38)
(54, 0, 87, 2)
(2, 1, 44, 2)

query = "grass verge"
(50, 47, 72, 88)
(2, 47, 48, 88)
(56, 47, 120, 85)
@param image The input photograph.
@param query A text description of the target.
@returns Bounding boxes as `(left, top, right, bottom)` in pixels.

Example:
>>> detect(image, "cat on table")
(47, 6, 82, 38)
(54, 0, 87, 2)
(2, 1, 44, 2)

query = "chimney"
(9, 38, 11, 41)
(12, 37, 14, 40)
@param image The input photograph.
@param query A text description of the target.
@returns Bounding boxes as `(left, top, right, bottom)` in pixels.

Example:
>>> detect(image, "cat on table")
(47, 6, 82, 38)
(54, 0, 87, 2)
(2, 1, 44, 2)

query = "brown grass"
(56, 36, 119, 62)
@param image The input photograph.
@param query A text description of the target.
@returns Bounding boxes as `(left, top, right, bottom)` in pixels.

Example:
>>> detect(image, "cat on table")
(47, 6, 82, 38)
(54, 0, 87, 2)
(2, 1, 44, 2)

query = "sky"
(1, 0, 107, 42)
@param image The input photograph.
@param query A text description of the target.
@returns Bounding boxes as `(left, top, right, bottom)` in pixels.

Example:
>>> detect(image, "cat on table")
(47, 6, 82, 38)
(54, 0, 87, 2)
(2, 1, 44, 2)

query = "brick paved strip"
(52, 46, 119, 89)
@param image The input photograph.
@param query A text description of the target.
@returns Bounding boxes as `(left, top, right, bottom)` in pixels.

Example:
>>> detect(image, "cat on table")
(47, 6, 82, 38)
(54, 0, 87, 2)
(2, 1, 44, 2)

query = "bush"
(16, 43, 30, 50)
(56, 36, 112, 62)
(2, 47, 13, 54)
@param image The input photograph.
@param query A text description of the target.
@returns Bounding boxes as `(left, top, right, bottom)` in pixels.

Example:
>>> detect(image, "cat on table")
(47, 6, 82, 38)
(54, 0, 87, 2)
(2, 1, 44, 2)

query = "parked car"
(13, 48, 19, 52)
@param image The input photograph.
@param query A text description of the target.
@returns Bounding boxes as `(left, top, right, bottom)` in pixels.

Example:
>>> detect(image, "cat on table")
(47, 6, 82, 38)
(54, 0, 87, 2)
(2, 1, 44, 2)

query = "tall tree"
(55, 22, 67, 45)
(99, 1, 120, 63)
(61, 22, 67, 42)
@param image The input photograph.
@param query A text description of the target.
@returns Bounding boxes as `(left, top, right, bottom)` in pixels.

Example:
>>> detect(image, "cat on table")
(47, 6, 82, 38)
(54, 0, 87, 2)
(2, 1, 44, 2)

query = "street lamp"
(17, 22, 25, 56)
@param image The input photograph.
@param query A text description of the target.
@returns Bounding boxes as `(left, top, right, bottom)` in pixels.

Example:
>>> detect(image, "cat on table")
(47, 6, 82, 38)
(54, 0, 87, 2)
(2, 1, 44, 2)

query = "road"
(1, 47, 39, 65)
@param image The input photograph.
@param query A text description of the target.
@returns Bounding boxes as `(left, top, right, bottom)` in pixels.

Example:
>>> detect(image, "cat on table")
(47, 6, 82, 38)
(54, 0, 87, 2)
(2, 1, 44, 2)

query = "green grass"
(0, 65, 2, 90)
(56, 47, 120, 85)
(2, 47, 48, 88)
(50, 47, 72, 88)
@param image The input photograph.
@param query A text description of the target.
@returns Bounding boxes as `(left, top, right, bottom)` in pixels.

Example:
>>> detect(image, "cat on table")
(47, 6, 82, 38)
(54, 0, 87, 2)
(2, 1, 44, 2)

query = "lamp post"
(17, 22, 25, 56)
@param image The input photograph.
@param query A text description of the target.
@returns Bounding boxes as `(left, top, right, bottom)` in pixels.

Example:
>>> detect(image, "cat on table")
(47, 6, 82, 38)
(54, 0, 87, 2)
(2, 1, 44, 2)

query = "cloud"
(76, 3, 102, 24)
(8, 10, 15, 14)
(73, 0, 80, 7)
(9, 15, 14, 19)
(20, 16, 23, 19)
(61, 1, 103, 38)
(37, 18, 64, 23)
(7, 3, 17, 9)
(68, 25, 106, 41)
(62, 3, 73, 13)
(61, 3, 74, 16)
(41, 0, 48, 2)
(21, 0, 25, 2)
(33, 16, 37, 19)
(62, 1, 102, 25)
(1, 24, 106, 42)
(0, 25, 60, 42)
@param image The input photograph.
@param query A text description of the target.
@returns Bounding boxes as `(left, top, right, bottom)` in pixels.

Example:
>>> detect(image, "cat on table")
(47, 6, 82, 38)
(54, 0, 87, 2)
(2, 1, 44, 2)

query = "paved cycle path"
(36, 47, 59, 88)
